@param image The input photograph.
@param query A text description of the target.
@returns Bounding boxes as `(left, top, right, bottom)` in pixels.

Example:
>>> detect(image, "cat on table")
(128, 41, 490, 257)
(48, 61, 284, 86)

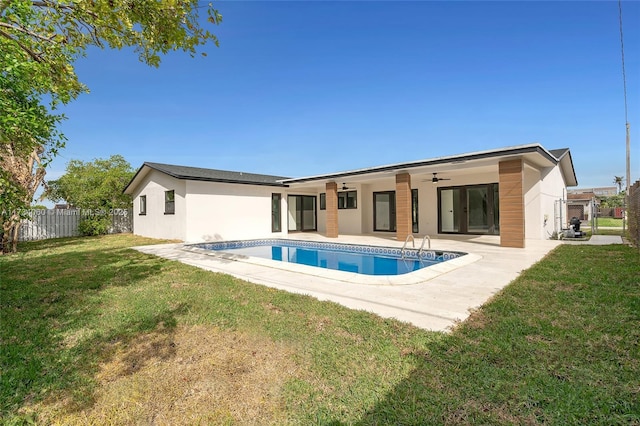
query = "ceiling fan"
(341, 183, 354, 191)
(431, 173, 451, 184)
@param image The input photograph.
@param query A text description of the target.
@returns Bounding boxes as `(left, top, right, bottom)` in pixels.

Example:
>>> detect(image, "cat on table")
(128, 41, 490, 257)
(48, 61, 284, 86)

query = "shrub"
(78, 216, 111, 236)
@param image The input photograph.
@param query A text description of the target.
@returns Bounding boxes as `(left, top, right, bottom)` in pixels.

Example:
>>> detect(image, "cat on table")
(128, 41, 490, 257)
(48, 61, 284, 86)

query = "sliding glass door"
(374, 191, 396, 232)
(467, 186, 489, 233)
(438, 184, 499, 235)
(373, 190, 419, 233)
(287, 195, 317, 231)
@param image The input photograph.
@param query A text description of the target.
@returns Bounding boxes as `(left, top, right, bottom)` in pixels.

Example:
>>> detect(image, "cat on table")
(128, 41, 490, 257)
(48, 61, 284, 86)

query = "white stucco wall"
(131, 170, 187, 240)
(338, 186, 363, 235)
(185, 181, 287, 242)
(314, 188, 363, 235)
(524, 163, 566, 240)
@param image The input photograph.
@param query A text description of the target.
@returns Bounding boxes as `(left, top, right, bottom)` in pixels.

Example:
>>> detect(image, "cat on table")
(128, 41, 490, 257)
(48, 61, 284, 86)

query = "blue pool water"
(193, 239, 465, 276)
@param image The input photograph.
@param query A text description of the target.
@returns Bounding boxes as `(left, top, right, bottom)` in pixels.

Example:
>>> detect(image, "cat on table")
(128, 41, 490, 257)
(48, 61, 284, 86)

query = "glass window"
(338, 191, 357, 209)
(271, 193, 281, 232)
(412, 189, 418, 233)
(139, 195, 147, 215)
(164, 190, 175, 215)
(373, 191, 396, 232)
(319, 193, 326, 210)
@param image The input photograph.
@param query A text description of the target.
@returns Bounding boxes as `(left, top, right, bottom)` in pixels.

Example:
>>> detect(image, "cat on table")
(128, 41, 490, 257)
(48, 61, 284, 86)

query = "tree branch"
(0, 29, 44, 62)
(0, 21, 59, 43)
(32, 0, 101, 20)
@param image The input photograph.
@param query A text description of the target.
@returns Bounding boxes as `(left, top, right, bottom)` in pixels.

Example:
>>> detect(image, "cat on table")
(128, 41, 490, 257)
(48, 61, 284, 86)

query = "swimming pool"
(191, 239, 466, 276)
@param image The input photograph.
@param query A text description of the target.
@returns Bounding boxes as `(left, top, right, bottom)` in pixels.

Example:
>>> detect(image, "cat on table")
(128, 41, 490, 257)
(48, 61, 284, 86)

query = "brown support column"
(325, 181, 338, 238)
(395, 173, 412, 242)
(499, 159, 525, 248)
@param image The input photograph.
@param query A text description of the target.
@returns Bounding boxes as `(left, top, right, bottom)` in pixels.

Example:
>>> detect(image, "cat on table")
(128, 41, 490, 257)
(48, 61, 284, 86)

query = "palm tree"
(613, 176, 624, 194)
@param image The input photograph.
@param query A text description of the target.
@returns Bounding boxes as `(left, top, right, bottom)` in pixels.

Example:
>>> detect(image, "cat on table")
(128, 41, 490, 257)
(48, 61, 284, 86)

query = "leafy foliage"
(78, 216, 110, 236)
(0, 51, 66, 252)
(599, 192, 626, 208)
(1, 0, 222, 105)
(613, 175, 624, 193)
(46, 155, 135, 210)
(1, 0, 222, 253)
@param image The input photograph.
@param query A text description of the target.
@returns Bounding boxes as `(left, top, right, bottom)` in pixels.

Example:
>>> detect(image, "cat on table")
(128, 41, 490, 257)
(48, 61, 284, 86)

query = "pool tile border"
(190, 238, 466, 261)
(183, 239, 481, 285)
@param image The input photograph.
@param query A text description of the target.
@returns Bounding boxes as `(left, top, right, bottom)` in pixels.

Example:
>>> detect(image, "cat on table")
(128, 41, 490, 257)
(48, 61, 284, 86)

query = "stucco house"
(123, 143, 577, 248)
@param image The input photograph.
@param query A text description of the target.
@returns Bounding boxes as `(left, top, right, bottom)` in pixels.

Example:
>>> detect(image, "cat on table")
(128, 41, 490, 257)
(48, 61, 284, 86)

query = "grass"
(1, 234, 638, 425)
(589, 217, 624, 228)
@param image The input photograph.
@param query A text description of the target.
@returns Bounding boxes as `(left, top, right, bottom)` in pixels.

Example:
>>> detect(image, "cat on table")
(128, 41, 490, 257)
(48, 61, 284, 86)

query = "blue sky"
(47, 1, 639, 200)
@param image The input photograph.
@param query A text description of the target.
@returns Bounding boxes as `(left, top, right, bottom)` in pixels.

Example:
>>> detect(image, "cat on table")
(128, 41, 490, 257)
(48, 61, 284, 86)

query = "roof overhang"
(123, 165, 152, 195)
(123, 163, 288, 195)
(554, 150, 578, 187)
(281, 143, 574, 188)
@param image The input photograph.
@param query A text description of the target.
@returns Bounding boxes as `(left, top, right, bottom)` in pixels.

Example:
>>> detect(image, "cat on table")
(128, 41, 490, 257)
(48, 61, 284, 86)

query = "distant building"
(567, 186, 617, 196)
(566, 186, 621, 221)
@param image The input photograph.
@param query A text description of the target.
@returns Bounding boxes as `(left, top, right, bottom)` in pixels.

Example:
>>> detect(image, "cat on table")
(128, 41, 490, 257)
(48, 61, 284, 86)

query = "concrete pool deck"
(134, 234, 573, 332)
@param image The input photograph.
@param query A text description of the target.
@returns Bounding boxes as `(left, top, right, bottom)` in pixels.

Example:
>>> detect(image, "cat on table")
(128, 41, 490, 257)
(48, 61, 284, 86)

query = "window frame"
(412, 188, 418, 233)
(164, 190, 175, 215)
(373, 191, 396, 232)
(319, 193, 326, 210)
(271, 193, 282, 232)
(338, 190, 357, 209)
(139, 195, 147, 215)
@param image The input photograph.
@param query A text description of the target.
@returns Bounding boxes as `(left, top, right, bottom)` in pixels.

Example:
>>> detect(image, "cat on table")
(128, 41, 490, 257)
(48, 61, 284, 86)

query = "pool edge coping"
(181, 239, 482, 286)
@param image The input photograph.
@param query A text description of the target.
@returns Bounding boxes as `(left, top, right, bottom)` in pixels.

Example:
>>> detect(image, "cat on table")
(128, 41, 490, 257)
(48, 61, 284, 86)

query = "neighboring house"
(123, 143, 578, 248)
(566, 192, 595, 221)
(566, 187, 619, 221)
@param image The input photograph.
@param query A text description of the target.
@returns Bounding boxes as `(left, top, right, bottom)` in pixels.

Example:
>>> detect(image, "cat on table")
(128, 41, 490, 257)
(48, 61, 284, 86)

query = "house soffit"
(285, 150, 557, 190)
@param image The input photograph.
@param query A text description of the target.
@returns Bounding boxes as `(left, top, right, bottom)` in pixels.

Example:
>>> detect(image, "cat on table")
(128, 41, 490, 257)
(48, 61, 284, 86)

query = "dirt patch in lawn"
(33, 325, 300, 425)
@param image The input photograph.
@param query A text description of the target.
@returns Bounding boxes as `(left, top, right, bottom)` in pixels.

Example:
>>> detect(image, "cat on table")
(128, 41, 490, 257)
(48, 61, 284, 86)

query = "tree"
(1, 63, 65, 252)
(613, 176, 624, 194)
(599, 192, 626, 208)
(46, 155, 135, 210)
(1, 1, 222, 253)
(1, 1, 222, 105)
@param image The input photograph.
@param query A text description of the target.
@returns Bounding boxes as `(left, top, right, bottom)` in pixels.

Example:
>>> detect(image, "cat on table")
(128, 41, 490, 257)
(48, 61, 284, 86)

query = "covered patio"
(282, 144, 577, 248)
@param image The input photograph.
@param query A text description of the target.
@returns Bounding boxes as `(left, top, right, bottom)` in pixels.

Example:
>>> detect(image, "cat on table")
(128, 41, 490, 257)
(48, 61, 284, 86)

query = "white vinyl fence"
(15, 208, 132, 241)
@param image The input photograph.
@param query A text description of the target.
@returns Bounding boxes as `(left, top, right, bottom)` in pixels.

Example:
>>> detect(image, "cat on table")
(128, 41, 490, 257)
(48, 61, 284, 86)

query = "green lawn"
(1, 235, 638, 425)
(590, 217, 624, 228)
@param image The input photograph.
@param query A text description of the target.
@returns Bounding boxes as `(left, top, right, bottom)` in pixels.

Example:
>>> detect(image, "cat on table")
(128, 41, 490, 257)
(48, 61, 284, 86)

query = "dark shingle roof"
(142, 162, 289, 186)
(549, 148, 569, 159)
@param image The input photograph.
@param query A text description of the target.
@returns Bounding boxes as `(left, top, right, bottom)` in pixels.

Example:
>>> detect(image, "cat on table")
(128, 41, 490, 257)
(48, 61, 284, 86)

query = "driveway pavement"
(134, 234, 577, 332)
